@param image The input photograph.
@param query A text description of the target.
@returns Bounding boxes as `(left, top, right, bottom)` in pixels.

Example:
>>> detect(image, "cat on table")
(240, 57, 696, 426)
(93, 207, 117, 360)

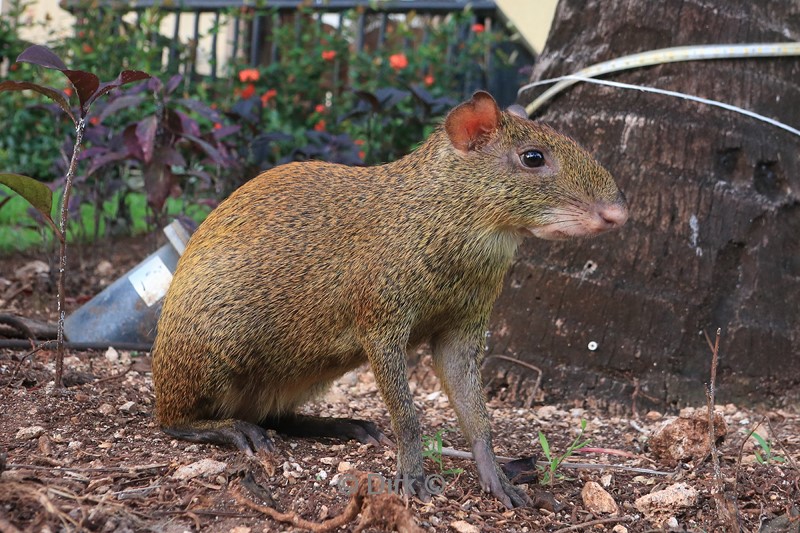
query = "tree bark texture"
(487, 0, 800, 408)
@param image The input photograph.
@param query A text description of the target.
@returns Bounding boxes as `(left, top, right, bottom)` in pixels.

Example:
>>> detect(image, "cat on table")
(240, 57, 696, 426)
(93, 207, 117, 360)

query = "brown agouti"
(151, 91, 628, 508)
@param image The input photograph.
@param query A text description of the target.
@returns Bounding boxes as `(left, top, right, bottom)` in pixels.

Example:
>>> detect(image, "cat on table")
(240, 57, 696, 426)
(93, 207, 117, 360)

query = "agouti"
(151, 91, 628, 508)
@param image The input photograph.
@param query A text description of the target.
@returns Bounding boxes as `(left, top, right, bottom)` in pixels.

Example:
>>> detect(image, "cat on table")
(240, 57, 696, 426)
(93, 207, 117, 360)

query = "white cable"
(526, 74, 800, 138)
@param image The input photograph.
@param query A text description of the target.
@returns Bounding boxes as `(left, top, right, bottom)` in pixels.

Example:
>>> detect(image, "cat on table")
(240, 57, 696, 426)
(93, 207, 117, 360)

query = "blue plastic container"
(63, 220, 191, 345)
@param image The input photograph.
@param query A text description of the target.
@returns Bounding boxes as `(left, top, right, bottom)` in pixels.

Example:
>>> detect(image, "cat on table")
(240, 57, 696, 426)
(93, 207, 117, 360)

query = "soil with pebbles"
(1, 238, 798, 532)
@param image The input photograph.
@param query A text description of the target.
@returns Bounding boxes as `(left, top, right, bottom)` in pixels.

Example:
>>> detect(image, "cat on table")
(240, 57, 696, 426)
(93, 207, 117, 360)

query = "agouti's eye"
(520, 150, 545, 168)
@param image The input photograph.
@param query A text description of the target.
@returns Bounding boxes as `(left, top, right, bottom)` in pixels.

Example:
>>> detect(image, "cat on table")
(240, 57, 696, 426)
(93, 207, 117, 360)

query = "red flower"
(472, 23, 485, 33)
(261, 88, 278, 105)
(315, 104, 326, 114)
(241, 83, 256, 99)
(314, 120, 326, 132)
(354, 139, 365, 146)
(213, 123, 223, 130)
(64, 87, 73, 97)
(321, 50, 336, 61)
(358, 150, 366, 160)
(82, 43, 93, 53)
(389, 53, 408, 70)
(238, 68, 259, 82)
(424, 75, 434, 86)
(89, 116, 100, 125)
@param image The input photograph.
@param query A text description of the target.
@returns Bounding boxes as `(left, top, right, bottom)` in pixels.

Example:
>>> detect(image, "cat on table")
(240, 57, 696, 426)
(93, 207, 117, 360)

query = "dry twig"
(235, 471, 424, 533)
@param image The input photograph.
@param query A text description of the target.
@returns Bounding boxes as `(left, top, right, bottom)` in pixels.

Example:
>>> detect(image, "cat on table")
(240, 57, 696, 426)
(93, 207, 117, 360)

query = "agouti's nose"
(591, 202, 629, 232)
(599, 203, 629, 227)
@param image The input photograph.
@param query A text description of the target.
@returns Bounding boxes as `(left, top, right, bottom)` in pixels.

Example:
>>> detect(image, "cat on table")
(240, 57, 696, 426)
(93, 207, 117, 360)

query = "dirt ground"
(1, 238, 798, 532)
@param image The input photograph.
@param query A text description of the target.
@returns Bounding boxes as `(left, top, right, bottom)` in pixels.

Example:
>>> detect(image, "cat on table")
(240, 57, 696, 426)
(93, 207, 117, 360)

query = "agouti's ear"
(445, 91, 501, 152)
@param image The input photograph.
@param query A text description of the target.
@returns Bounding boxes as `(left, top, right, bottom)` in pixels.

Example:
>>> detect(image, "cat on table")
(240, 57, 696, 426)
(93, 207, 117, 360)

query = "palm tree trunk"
(488, 0, 800, 408)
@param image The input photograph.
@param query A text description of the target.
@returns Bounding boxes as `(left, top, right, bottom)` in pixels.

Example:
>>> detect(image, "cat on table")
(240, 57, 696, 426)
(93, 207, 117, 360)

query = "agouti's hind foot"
(163, 419, 275, 455)
(264, 414, 391, 447)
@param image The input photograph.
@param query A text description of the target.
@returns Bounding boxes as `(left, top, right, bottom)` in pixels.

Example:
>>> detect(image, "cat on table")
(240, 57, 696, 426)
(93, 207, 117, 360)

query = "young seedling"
(751, 433, 786, 465)
(0, 45, 149, 387)
(422, 429, 464, 476)
(538, 419, 591, 485)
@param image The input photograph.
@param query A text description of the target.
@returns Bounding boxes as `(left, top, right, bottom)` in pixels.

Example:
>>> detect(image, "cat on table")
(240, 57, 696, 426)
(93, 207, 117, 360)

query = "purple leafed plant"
(0, 45, 150, 388)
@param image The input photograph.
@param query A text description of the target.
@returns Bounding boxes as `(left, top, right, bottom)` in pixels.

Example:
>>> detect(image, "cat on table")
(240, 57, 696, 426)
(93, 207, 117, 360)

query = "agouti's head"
(443, 91, 628, 240)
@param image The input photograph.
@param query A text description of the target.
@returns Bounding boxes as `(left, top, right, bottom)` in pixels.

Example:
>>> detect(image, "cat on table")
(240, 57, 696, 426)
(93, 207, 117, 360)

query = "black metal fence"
(66, 0, 532, 105)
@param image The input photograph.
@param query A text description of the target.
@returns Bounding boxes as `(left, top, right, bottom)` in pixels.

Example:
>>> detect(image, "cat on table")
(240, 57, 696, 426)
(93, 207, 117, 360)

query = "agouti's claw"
(163, 420, 275, 455)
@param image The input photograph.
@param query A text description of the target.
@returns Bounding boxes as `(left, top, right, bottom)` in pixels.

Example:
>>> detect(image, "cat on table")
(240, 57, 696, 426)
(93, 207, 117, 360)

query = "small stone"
(645, 410, 663, 421)
(665, 516, 679, 528)
(16, 426, 45, 440)
(612, 525, 628, 533)
(450, 520, 480, 533)
(319, 456, 337, 465)
(337, 461, 353, 472)
(228, 527, 251, 533)
(38, 434, 53, 455)
(105, 346, 119, 363)
(118, 401, 136, 413)
(635, 482, 698, 527)
(98, 403, 115, 415)
(649, 410, 727, 467)
(172, 459, 228, 481)
(95, 260, 114, 277)
(581, 481, 618, 515)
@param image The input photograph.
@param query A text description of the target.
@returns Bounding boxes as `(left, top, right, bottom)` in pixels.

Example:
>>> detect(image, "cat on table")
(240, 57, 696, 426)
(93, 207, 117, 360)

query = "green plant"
(751, 433, 786, 465)
(538, 419, 591, 485)
(422, 429, 464, 476)
(0, 44, 149, 387)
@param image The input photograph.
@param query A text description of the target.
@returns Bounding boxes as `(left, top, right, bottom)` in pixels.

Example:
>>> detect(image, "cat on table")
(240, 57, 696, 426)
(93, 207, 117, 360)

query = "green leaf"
(538, 431, 552, 461)
(0, 172, 53, 218)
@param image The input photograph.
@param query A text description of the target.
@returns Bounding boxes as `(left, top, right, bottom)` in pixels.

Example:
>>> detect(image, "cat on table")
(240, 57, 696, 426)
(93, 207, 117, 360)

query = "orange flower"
(389, 53, 408, 70)
(354, 139, 365, 146)
(213, 123, 223, 130)
(424, 74, 434, 86)
(241, 83, 256, 99)
(471, 23, 485, 33)
(238, 68, 259, 83)
(314, 120, 326, 132)
(358, 150, 366, 160)
(315, 104, 326, 114)
(260, 88, 277, 105)
(82, 43, 93, 53)
(89, 116, 100, 125)
(321, 50, 336, 61)
(64, 87, 73, 97)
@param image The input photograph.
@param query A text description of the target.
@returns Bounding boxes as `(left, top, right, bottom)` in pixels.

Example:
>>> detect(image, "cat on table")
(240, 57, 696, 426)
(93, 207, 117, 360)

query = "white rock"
(581, 481, 618, 515)
(635, 482, 698, 526)
(118, 401, 136, 413)
(105, 346, 119, 363)
(612, 525, 628, 533)
(450, 520, 480, 533)
(16, 426, 45, 440)
(172, 459, 227, 480)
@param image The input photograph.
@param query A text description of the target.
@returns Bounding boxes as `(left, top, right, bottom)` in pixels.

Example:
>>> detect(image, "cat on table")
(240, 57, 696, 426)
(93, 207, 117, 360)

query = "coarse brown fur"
(151, 91, 628, 508)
